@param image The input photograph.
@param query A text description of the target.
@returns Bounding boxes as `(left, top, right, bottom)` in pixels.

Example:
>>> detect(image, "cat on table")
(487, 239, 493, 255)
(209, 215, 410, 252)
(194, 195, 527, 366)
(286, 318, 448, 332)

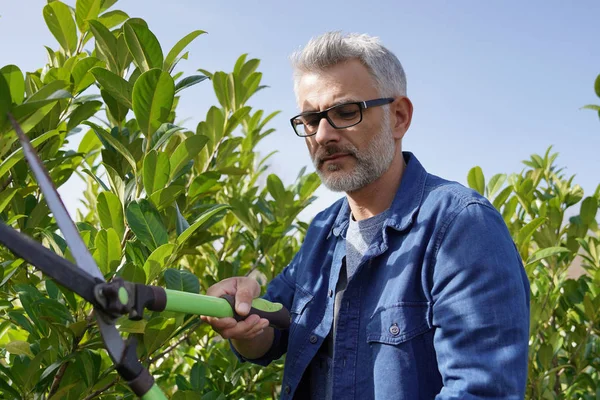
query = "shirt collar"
(331, 152, 427, 237)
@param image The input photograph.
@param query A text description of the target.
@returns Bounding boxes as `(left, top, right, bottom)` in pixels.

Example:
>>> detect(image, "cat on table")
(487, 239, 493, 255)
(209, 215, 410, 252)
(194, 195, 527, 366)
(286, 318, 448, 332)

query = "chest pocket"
(367, 302, 431, 345)
(289, 285, 314, 337)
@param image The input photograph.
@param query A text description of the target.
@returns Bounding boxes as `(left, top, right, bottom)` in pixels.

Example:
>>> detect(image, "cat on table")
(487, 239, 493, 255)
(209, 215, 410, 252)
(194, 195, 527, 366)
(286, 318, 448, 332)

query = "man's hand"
(201, 277, 271, 340)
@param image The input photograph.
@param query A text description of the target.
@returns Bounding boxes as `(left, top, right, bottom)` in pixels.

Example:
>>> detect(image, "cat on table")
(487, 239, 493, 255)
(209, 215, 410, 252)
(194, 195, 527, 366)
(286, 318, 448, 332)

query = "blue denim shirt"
(236, 152, 530, 400)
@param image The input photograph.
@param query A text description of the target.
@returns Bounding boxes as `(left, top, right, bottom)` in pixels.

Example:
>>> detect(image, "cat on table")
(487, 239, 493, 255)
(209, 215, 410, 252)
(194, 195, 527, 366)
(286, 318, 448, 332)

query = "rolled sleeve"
(431, 202, 530, 399)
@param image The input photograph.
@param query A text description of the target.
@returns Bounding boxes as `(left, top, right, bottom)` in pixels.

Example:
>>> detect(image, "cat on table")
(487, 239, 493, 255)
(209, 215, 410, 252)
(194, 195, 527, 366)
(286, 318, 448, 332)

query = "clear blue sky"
(1, 1, 599, 220)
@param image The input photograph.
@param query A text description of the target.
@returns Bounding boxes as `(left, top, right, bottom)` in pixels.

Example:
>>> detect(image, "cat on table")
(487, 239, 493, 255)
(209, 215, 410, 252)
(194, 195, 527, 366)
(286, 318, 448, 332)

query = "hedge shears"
(0, 115, 290, 399)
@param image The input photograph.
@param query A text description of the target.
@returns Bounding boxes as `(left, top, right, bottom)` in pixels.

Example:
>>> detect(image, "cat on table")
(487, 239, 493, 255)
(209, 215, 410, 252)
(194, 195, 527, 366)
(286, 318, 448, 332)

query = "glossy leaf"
(486, 173, 507, 198)
(144, 317, 175, 355)
(84, 122, 137, 173)
(88, 20, 119, 72)
(516, 217, 546, 246)
(164, 30, 206, 72)
(66, 100, 102, 132)
(169, 135, 208, 181)
(1, 65, 25, 105)
(101, 90, 129, 122)
(71, 57, 104, 94)
(126, 199, 168, 252)
(143, 150, 170, 195)
(97, 192, 125, 239)
(90, 67, 133, 108)
(93, 228, 121, 275)
(149, 185, 184, 210)
(151, 123, 184, 150)
(124, 22, 163, 72)
(580, 197, 598, 225)
(267, 174, 286, 202)
(75, 0, 102, 33)
(132, 69, 174, 138)
(6, 341, 34, 358)
(176, 204, 230, 246)
(175, 75, 208, 94)
(98, 10, 129, 29)
(43, 2, 78, 55)
(467, 166, 485, 196)
(164, 268, 200, 293)
(526, 246, 571, 266)
(119, 263, 146, 284)
(143, 243, 176, 283)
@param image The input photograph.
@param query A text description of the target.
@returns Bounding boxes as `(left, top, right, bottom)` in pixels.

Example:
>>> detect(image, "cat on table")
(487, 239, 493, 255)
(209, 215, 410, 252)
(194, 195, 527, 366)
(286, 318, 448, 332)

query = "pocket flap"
(290, 285, 313, 315)
(367, 302, 431, 345)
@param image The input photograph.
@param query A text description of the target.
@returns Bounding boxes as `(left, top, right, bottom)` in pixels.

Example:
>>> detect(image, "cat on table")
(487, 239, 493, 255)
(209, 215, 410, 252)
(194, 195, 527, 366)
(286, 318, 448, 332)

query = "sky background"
(1, 0, 599, 221)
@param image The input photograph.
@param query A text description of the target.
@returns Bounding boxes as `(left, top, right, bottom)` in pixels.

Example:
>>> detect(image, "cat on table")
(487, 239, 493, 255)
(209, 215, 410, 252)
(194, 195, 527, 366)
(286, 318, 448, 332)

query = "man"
(203, 32, 530, 399)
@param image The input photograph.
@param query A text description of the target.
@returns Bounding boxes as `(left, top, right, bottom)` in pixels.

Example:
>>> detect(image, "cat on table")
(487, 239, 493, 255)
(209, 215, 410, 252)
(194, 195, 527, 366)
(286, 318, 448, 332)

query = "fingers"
(202, 314, 270, 340)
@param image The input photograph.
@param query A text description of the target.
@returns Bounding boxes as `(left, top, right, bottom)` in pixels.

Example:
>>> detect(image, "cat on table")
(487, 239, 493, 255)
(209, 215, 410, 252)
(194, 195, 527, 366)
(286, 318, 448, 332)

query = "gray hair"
(291, 31, 407, 98)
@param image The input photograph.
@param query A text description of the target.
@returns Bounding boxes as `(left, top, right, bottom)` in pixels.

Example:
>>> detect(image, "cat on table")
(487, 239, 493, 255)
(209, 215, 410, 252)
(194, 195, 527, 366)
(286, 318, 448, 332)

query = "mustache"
(314, 144, 357, 164)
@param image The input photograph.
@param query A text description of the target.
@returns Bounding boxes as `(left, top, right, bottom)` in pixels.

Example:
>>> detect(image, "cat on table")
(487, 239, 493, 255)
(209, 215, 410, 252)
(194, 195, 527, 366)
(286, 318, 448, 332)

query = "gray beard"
(313, 113, 396, 193)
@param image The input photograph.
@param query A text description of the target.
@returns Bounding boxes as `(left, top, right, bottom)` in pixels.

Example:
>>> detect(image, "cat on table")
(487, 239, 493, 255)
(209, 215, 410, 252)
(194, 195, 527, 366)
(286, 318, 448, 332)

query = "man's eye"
(304, 116, 321, 127)
(333, 106, 359, 120)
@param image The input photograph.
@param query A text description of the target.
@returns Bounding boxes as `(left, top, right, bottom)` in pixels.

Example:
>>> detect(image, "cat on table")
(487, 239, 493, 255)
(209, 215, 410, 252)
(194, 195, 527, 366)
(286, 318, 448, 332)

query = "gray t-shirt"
(308, 209, 389, 399)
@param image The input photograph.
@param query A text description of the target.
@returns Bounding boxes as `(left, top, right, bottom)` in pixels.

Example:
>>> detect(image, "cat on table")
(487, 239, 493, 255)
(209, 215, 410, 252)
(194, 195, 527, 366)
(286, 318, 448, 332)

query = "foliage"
(0, 1, 319, 398)
(467, 148, 600, 399)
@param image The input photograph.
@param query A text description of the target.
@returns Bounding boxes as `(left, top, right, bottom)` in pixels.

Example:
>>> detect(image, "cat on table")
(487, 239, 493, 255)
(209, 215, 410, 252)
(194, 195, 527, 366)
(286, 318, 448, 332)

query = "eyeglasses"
(290, 97, 394, 137)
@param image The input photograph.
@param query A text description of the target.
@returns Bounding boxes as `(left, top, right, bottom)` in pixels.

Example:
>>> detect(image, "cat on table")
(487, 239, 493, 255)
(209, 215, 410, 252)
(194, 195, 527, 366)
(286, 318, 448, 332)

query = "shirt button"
(328, 289, 333, 297)
(389, 323, 400, 336)
(309, 334, 318, 344)
(284, 385, 291, 394)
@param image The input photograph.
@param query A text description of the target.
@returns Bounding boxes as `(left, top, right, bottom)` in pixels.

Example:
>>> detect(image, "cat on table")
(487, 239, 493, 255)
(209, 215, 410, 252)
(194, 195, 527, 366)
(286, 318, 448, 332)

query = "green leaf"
(486, 173, 506, 198)
(149, 185, 184, 210)
(93, 228, 121, 275)
(595, 74, 600, 98)
(176, 204, 230, 246)
(0, 75, 10, 130)
(169, 135, 208, 181)
(123, 22, 163, 72)
(467, 166, 485, 196)
(101, 90, 129, 123)
(267, 174, 286, 202)
(67, 100, 102, 132)
(580, 196, 598, 225)
(151, 123, 184, 150)
(126, 199, 168, 252)
(526, 246, 571, 266)
(75, 0, 102, 33)
(132, 69, 175, 138)
(97, 192, 125, 239)
(0, 188, 18, 214)
(90, 67, 133, 108)
(71, 56, 104, 94)
(144, 317, 175, 354)
(143, 150, 170, 195)
(6, 341, 34, 358)
(0, 130, 60, 180)
(43, 2, 78, 55)
(97, 10, 129, 30)
(88, 20, 119, 72)
(164, 269, 200, 293)
(1, 65, 25, 105)
(175, 203, 190, 235)
(190, 362, 206, 390)
(118, 263, 146, 284)
(164, 30, 206, 72)
(143, 243, 176, 283)
(84, 122, 137, 173)
(174, 75, 208, 94)
(516, 217, 546, 246)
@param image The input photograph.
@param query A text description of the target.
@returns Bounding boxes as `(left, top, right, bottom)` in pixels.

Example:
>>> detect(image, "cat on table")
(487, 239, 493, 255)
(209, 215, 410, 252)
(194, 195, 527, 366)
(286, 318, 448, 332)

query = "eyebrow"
(300, 98, 362, 114)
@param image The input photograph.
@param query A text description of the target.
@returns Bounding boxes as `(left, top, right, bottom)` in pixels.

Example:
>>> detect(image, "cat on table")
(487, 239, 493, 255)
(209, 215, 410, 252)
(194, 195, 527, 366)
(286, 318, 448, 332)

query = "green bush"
(0, 1, 319, 398)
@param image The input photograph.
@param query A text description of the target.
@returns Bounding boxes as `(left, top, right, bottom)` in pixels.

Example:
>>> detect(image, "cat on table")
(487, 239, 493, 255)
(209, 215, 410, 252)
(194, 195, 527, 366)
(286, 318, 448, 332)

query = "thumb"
(235, 278, 260, 316)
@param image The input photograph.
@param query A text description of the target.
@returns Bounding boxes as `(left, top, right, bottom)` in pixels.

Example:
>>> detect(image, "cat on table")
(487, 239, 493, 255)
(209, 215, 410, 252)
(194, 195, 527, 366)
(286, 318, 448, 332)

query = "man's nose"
(314, 117, 341, 145)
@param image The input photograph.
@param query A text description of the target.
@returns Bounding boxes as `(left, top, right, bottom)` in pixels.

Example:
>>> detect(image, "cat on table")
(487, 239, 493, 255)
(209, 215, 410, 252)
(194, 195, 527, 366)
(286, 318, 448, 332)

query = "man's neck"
(346, 152, 406, 221)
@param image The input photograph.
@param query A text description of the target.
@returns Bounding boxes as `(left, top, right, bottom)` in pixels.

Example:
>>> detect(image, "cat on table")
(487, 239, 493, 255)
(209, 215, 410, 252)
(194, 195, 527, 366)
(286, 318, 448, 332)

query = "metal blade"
(7, 115, 126, 364)
(8, 114, 104, 282)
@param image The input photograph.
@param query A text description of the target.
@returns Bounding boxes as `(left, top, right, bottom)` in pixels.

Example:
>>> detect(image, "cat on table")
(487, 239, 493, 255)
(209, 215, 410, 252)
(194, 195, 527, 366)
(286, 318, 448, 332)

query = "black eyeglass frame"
(290, 97, 395, 137)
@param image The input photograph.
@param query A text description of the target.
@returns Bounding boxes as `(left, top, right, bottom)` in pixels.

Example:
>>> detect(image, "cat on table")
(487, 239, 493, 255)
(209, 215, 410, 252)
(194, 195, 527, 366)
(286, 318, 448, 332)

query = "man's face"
(296, 60, 397, 193)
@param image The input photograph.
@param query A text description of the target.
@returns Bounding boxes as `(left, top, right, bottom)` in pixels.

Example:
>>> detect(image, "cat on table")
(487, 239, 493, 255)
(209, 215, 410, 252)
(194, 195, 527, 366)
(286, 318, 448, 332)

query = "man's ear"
(392, 96, 413, 140)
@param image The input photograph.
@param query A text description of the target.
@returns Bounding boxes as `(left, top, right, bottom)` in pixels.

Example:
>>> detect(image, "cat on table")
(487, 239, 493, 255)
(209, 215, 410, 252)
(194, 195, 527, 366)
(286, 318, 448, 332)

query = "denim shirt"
(235, 152, 530, 400)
